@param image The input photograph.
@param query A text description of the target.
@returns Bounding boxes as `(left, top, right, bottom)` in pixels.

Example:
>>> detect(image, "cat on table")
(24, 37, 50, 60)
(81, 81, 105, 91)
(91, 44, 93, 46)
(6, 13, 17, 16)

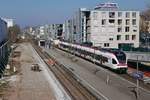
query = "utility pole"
(94, 48, 95, 64)
(136, 55, 139, 99)
(93, 41, 95, 65)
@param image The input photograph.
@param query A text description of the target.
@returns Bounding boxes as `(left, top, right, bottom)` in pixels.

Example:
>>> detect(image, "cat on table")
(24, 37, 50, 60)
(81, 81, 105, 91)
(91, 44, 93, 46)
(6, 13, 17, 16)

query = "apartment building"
(64, 2, 140, 49)
(48, 24, 63, 39)
(63, 19, 74, 42)
(2, 18, 14, 28)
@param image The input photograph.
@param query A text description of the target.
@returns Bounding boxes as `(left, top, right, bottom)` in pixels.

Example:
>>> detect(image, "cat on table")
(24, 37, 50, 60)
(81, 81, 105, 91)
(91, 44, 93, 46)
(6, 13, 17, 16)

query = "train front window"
(115, 52, 126, 63)
(112, 59, 117, 64)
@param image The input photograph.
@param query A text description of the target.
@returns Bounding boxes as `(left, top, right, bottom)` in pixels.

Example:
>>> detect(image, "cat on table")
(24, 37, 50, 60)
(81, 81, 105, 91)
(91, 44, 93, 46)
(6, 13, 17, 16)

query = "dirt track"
(2, 43, 56, 100)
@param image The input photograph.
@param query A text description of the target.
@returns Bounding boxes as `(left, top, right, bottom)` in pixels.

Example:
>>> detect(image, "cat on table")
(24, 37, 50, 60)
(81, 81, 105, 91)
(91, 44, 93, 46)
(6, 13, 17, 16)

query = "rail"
(31, 41, 99, 100)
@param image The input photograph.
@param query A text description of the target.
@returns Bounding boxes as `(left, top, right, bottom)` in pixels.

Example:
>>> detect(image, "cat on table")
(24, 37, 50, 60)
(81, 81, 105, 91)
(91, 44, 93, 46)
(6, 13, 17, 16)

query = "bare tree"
(8, 24, 21, 43)
(140, 4, 150, 33)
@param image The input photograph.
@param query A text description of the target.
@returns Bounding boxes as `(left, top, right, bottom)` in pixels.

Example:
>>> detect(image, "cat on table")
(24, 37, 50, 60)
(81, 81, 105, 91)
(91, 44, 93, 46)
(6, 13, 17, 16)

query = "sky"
(0, 0, 149, 28)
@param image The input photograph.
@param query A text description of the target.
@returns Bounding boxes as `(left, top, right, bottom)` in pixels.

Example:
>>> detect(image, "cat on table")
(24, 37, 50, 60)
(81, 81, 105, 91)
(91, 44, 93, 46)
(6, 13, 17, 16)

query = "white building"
(2, 18, 14, 28)
(63, 20, 73, 42)
(64, 2, 140, 49)
(48, 24, 63, 39)
(39, 26, 45, 35)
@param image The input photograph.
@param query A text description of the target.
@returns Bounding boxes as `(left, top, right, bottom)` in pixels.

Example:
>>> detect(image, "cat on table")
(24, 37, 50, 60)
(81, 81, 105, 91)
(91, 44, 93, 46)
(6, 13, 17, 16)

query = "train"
(56, 41, 127, 74)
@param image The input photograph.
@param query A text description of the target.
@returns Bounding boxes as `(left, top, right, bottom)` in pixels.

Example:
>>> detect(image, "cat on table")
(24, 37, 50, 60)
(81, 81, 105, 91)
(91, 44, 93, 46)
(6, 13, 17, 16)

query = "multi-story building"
(48, 24, 63, 40)
(63, 20, 73, 42)
(64, 2, 140, 49)
(2, 18, 14, 28)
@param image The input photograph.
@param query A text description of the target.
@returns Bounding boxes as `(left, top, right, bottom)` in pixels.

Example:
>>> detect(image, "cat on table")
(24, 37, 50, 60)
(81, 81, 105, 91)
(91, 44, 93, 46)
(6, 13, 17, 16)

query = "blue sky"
(0, 0, 149, 28)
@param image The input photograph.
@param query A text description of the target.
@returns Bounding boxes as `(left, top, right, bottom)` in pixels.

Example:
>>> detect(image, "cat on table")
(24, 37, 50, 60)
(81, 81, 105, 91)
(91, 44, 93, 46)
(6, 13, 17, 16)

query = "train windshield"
(114, 51, 126, 63)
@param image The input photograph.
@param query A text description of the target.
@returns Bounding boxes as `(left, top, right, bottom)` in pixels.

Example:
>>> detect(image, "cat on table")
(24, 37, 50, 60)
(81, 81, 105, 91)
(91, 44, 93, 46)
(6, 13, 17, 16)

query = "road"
(45, 47, 150, 100)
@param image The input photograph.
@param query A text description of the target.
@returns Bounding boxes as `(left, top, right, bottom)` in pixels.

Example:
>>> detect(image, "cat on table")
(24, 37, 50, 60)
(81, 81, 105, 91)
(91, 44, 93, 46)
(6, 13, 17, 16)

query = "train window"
(92, 53, 95, 58)
(115, 52, 126, 63)
(103, 56, 108, 62)
(112, 59, 117, 64)
(79, 49, 83, 53)
(95, 55, 101, 60)
(81, 49, 85, 54)
(90, 52, 93, 57)
(84, 51, 89, 55)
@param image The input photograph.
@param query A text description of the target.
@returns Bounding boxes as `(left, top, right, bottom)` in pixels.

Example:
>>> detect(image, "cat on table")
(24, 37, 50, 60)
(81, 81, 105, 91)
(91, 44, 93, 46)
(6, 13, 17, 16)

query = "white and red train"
(56, 40, 127, 73)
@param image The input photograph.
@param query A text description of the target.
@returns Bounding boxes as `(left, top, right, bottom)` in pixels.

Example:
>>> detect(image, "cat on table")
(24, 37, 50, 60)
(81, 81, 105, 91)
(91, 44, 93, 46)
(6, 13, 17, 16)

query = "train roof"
(60, 41, 125, 57)
(99, 48, 124, 53)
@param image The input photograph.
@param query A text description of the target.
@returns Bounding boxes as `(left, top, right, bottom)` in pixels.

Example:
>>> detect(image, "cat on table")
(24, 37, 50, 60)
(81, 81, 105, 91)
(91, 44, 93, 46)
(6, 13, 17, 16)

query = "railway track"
(31, 42, 98, 100)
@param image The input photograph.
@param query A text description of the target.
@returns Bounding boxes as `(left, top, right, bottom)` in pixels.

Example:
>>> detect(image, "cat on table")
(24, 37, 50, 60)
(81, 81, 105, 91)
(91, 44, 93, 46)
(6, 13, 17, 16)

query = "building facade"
(48, 24, 63, 40)
(2, 18, 14, 28)
(63, 3, 140, 49)
(63, 20, 74, 42)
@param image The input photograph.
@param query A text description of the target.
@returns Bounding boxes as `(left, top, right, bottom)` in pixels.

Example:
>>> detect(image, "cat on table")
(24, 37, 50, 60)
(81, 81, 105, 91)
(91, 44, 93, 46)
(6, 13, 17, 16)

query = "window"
(95, 55, 101, 60)
(93, 12, 98, 20)
(109, 12, 115, 18)
(102, 19, 106, 25)
(132, 19, 136, 25)
(125, 27, 130, 32)
(103, 57, 108, 63)
(104, 43, 107, 47)
(126, 19, 130, 25)
(126, 12, 130, 18)
(104, 43, 109, 47)
(118, 19, 122, 25)
(109, 19, 115, 24)
(132, 12, 136, 18)
(118, 12, 122, 17)
(118, 27, 122, 32)
(112, 59, 117, 64)
(133, 29, 137, 32)
(132, 35, 136, 40)
(107, 43, 109, 47)
(125, 35, 129, 40)
(109, 38, 113, 41)
(117, 35, 121, 40)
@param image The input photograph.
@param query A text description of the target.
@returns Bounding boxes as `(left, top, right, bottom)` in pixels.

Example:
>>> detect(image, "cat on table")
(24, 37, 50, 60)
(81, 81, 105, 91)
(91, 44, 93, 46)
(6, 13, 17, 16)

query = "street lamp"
(135, 55, 144, 99)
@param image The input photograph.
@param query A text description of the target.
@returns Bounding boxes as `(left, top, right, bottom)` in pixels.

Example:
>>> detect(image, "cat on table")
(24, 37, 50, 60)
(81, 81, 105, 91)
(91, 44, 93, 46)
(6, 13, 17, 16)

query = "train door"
(107, 58, 112, 67)
(102, 56, 109, 66)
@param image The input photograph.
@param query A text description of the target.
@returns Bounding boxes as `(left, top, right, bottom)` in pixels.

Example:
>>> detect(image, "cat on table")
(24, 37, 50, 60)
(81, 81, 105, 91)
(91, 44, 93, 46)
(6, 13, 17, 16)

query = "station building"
(63, 3, 140, 49)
